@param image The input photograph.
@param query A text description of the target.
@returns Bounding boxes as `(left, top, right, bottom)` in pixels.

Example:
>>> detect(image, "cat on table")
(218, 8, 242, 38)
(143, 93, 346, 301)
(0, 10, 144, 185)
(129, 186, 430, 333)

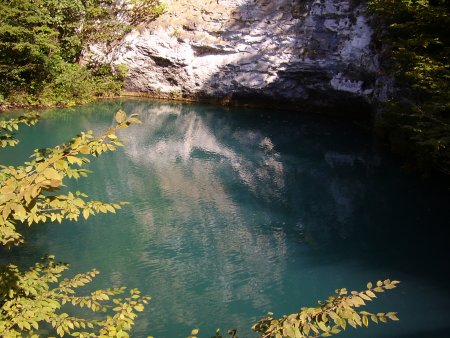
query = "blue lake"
(1, 99, 450, 337)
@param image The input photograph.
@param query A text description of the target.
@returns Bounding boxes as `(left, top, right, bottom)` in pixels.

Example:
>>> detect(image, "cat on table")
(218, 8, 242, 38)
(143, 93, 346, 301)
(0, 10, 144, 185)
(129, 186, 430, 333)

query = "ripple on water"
(2, 100, 450, 338)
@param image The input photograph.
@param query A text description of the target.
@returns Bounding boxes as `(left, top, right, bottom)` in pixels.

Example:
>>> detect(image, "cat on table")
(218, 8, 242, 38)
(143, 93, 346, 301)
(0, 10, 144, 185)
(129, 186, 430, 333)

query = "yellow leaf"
(317, 321, 329, 332)
(115, 110, 127, 124)
(67, 156, 78, 164)
(79, 145, 90, 154)
(55, 160, 68, 170)
(105, 205, 116, 213)
(128, 117, 142, 124)
(348, 319, 357, 328)
(2, 204, 11, 219)
(310, 323, 319, 334)
(1, 183, 15, 194)
(303, 323, 310, 335)
(366, 290, 376, 298)
(49, 179, 62, 188)
(352, 296, 365, 307)
(362, 315, 369, 327)
(386, 312, 399, 321)
(36, 162, 47, 173)
(360, 292, 371, 301)
(42, 168, 62, 180)
(31, 184, 41, 198)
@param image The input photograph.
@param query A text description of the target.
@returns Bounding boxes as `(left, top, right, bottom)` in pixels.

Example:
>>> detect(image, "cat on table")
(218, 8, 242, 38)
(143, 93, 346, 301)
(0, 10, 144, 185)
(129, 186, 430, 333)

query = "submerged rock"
(85, 0, 384, 111)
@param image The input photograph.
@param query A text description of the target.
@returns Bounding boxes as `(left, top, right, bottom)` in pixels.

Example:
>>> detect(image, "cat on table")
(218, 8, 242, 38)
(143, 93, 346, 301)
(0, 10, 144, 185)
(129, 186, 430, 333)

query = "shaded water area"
(1, 99, 450, 338)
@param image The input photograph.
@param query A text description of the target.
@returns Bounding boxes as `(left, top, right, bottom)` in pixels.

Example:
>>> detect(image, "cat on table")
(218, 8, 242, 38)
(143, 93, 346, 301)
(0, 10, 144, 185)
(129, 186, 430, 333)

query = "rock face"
(86, 0, 382, 110)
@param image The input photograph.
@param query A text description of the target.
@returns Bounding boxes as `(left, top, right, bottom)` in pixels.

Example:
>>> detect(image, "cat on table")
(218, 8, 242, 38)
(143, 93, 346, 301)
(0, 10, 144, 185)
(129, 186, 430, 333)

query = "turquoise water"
(1, 99, 450, 338)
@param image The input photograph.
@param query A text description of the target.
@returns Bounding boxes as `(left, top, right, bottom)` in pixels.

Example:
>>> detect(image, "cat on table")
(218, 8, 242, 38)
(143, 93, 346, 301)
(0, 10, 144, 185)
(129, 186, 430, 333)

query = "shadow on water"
(116, 99, 450, 337)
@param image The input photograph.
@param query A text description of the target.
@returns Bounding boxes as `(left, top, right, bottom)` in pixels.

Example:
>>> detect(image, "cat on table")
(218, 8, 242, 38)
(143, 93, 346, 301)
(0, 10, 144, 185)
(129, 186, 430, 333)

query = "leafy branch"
(188, 280, 399, 338)
(0, 110, 149, 337)
(0, 110, 141, 246)
(0, 112, 40, 148)
(0, 256, 150, 337)
(252, 280, 399, 338)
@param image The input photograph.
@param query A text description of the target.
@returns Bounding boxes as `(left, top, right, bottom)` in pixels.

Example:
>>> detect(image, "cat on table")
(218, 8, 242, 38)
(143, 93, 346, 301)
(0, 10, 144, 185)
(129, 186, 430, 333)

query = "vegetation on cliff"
(0, 0, 164, 107)
(369, 0, 450, 175)
(5, 1, 445, 335)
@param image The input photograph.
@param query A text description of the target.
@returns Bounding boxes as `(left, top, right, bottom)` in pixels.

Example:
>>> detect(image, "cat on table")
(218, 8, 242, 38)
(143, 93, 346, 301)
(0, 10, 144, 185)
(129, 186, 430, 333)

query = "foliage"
(252, 280, 399, 338)
(0, 257, 150, 337)
(0, 0, 162, 106)
(1, 109, 400, 337)
(368, 0, 450, 174)
(187, 281, 399, 338)
(40, 62, 97, 106)
(0, 110, 150, 337)
(112, 0, 167, 26)
(0, 112, 39, 148)
(0, 110, 141, 247)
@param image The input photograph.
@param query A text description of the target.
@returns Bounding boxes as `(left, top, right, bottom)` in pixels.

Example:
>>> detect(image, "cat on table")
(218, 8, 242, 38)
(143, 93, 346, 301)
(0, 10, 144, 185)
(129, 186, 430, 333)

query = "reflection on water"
(1, 99, 450, 337)
(115, 103, 290, 334)
(123, 105, 286, 200)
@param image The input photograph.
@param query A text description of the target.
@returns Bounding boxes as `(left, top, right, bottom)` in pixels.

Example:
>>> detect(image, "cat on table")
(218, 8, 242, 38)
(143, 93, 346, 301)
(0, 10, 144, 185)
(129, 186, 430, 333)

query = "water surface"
(1, 99, 449, 338)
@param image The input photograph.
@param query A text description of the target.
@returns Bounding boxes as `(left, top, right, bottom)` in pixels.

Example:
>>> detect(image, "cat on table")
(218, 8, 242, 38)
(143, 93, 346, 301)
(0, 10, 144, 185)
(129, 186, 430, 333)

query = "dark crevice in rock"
(149, 55, 174, 67)
(191, 44, 236, 56)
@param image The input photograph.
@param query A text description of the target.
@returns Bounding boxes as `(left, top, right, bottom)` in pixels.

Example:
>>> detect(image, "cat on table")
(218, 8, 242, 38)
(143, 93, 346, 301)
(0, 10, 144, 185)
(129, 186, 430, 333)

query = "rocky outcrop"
(85, 0, 383, 110)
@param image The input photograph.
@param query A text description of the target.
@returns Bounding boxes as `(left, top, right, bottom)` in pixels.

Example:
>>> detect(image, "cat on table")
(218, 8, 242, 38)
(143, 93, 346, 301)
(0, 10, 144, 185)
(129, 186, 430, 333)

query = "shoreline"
(1, 91, 375, 122)
(2, 92, 449, 181)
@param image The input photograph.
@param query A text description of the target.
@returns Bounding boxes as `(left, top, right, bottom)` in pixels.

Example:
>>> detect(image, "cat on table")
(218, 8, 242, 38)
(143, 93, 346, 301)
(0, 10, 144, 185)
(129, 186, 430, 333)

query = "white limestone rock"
(84, 0, 384, 109)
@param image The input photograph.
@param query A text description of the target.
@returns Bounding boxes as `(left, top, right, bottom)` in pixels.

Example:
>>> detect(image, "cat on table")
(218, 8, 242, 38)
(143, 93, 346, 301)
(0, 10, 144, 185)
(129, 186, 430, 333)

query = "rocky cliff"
(85, 0, 384, 111)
